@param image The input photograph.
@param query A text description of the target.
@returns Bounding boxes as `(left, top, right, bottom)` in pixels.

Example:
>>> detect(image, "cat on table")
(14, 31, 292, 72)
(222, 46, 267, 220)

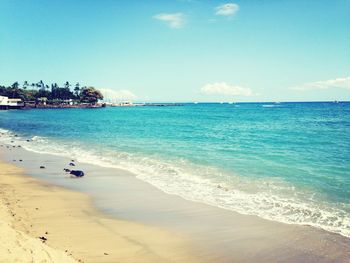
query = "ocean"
(0, 102, 349, 237)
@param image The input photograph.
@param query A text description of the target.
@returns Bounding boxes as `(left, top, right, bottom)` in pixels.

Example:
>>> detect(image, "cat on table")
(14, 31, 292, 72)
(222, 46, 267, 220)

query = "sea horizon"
(132, 100, 350, 104)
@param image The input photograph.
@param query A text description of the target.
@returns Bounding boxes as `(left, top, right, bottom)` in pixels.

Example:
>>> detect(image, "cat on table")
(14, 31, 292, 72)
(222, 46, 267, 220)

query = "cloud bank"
(201, 82, 253, 97)
(290, 77, 350, 91)
(153, 13, 185, 28)
(215, 3, 239, 16)
(99, 88, 136, 101)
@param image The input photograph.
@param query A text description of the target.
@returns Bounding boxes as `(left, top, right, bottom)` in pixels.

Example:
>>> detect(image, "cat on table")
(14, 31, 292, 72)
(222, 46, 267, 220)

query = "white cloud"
(215, 3, 239, 16)
(290, 77, 350, 91)
(201, 82, 253, 97)
(153, 13, 185, 28)
(99, 88, 136, 101)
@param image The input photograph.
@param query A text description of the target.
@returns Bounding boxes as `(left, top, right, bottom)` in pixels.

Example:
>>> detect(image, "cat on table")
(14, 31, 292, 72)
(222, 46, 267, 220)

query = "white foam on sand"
(1, 128, 349, 238)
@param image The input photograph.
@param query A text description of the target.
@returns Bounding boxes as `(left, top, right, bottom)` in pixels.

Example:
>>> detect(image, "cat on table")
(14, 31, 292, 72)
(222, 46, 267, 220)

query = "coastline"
(0, 141, 350, 262)
(0, 159, 197, 262)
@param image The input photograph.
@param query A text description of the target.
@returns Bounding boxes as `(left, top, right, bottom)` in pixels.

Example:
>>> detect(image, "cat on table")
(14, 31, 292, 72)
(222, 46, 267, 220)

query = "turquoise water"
(0, 102, 349, 237)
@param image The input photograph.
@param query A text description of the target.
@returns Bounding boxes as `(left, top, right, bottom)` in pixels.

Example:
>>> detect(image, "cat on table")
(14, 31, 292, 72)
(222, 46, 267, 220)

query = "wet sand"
(0, 160, 197, 262)
(1, 143, 350, 262)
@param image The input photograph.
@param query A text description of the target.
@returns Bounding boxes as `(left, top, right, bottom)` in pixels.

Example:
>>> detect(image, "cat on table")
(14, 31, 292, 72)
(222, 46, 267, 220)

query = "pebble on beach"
(39, 236, 47, 242)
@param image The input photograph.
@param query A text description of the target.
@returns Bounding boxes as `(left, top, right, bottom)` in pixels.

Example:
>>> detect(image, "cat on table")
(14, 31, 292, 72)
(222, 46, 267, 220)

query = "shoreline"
(0, 159, 197, 262)
(1, 140, 350, 262)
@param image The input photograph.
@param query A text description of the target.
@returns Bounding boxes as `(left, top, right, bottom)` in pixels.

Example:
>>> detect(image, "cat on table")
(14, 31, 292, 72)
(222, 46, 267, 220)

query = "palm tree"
(64, 81, 70, 90)
(11, 82, 19, 89)
(38, 80, 45, 90)
(11, 82, 19, 98)
(74, 82, 80, 97)
(51, 83, 59, 99)
(23, 81, 29, 90)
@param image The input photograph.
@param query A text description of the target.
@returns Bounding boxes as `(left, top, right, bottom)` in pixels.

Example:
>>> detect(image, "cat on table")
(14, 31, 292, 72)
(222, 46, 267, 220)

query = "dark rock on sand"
(70, 170, 85, 177)
(40, 166, 45, 169)
(63, 168, 71, 172)
(39, 236, 47, 242)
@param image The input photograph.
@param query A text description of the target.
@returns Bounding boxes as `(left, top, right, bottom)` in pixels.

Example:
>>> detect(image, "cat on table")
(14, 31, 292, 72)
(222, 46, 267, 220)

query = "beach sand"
(1, 145, 350, 263)
(0, 160, 197, 263)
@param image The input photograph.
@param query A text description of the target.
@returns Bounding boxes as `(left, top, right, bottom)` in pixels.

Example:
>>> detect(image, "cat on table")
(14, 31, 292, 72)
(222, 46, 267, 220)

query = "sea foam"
(0, 129, 349, 238)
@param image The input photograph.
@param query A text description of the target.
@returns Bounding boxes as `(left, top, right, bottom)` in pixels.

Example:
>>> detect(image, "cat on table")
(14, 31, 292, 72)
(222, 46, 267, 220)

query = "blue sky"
(0, 0, 349, 102)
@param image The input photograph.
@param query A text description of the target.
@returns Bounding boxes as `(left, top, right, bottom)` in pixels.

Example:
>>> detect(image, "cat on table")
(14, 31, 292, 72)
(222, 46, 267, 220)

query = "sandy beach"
(0, 160, 197, 263)
(2, 0, 349, 261)
(0, 143, 350, 263)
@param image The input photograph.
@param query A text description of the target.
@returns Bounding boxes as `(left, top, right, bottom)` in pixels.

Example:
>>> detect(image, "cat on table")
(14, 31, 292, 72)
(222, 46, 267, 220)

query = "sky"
(0, 0, 349, 102)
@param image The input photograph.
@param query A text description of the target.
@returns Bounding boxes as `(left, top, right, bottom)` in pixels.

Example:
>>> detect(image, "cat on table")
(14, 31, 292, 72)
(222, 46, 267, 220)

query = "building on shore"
(104, 101, 134, 107)
(0, 96, 24, 110)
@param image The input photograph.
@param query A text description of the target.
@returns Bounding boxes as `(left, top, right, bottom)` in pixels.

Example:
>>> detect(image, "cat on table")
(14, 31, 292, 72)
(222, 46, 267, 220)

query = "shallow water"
(0, 102, 349, 237)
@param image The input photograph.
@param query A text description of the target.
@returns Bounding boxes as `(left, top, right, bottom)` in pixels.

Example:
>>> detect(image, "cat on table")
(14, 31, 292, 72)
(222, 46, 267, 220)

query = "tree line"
(0, 81, 103, 104)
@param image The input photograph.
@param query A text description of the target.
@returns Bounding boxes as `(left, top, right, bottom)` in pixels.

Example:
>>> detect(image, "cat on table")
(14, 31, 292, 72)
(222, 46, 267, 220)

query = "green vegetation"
(0, 81, 104, 105)
(80, 87, 104, 104)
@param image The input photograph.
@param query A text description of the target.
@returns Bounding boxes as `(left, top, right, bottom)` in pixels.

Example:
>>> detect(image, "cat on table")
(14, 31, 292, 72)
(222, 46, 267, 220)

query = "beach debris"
(71, 159, 75, 162)
(63, 168, 71, 172)
(19, 159, 22, 162)
(69, 162, 75, 166)
(38, 236, 47, 242)
(17, 145, 21, 147)
(104, 253, 109, 255)
(40, 166, 45, 169)
(217, 185, 229, 191)
(26, 139, 30, 142)
(45, 231, 48, 235)
(70, 170, 85, 177)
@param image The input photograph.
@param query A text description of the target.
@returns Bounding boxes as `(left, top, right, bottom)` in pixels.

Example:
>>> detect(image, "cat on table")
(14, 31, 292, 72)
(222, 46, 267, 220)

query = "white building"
(0, 96, 24, 109)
